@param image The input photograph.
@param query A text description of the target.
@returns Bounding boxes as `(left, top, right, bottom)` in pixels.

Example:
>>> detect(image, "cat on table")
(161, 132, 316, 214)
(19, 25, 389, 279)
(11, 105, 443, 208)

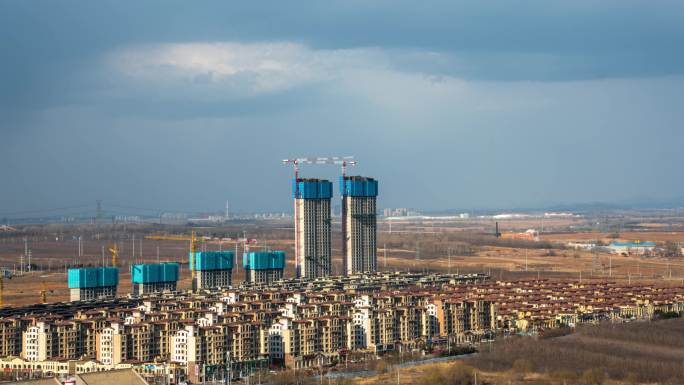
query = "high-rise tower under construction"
(293, 178, 332, 279)
(341, 176, 378, 275)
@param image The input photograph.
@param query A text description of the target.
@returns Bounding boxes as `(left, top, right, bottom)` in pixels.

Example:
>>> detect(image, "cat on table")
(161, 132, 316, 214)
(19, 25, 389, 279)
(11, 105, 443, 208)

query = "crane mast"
(190, 231, 197, 289)
(40, 283, 47, 304)
(336, 158, 356, 274)
(282, 158, 311, 278)
(145, 231, 200, 291)
(283, 156, 355, 277)
(109, 244, 119, 267)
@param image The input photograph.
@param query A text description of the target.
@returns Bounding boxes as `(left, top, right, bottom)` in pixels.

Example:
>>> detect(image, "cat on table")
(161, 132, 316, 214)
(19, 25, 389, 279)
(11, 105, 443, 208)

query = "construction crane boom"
(145, 234, 201, 242)
(283, 156, 356, 277)
(145, 231, 200, 290)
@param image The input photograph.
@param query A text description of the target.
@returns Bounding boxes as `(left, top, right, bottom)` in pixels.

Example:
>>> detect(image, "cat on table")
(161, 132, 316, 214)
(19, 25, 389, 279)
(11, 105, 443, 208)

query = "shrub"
(417, 363, 477, 385)
(374, 360, 389, 374)
(579, 368, 605, 385)
(512, 358, 533, 374)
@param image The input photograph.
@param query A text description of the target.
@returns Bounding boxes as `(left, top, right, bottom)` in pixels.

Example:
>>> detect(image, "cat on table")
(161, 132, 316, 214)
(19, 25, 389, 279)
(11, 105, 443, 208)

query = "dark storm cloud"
(3, 1, 683, 95)
(2, 1, 683, 114)
(1, 1, 683, 213)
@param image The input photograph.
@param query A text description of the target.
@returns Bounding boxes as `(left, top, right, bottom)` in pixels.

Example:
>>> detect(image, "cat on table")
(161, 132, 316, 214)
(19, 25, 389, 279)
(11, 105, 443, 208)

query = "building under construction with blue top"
(131, 262, 179, 296)
(67, 267, 119, 301)
(243, 251, 286, 284)
(190, 251, 234, 291)
(341, 176, 378, 275)
(293, 178, 332, 279)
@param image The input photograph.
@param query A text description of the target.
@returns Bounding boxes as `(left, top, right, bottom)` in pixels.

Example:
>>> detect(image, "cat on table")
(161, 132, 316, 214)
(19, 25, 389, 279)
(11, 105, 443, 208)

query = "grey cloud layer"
(1, 1, 683, 213)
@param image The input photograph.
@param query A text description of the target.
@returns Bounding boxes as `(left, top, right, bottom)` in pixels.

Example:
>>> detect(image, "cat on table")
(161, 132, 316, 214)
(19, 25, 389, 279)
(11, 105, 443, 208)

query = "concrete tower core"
(293, 178, 333, 279)
(341, 176, 378, 275)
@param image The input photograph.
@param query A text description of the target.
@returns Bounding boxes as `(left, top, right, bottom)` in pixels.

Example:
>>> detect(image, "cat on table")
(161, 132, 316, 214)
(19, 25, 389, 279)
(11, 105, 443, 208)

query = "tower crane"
(40, 283, 47, 304)
(145, 231, 200, 290)
(323, 157, 357, 272)
(282, 156, 356, 276)
(282, 158, 313, 278)
(109, 244, 119, 267)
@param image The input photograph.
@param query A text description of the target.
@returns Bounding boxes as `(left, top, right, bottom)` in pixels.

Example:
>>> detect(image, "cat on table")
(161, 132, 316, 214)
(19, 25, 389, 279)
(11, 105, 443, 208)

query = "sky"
(1, 1, 684, 216)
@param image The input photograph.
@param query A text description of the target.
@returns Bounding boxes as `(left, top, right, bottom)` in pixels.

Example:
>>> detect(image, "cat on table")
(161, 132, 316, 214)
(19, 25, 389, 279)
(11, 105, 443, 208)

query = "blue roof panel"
(293, 179, 333, 199)
(191, 251, 234, 271)
(243, 251, 286, 270)
(68, 267, 119, 288)
(609, 242, 656, 247)
(340, 176, 378, 197)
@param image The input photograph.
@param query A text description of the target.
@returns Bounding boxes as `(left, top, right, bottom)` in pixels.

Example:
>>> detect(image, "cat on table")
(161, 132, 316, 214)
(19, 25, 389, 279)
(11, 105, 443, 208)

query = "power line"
(0, 204, 91, 217)
(106, 203, 167, 213)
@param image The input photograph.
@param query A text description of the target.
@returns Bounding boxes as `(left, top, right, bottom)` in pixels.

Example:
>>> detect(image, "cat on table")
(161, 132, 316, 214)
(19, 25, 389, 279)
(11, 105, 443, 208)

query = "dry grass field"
(300, 318, 684, 385)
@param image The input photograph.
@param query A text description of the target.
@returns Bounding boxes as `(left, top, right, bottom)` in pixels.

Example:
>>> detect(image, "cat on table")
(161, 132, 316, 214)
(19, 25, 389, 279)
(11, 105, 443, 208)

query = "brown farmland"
(2, 220, 684, 306)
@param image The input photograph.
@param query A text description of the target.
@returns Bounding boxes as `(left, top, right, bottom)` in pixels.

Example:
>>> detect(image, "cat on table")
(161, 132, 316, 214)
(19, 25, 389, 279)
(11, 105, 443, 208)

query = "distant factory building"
(131, 262, 179, 296)
(341, 176, 378, 275)
(293, 178, 332, 279)
(501, 229, 540, 242)
(608, 241, 656, 255)
(243, 251, 286, 284)
(190, 251, 234, 290)
(67, 267, 119, 301)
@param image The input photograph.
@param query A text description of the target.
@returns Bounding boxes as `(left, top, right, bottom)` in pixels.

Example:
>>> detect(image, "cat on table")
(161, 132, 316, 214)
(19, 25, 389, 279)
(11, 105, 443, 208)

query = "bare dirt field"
(0, 235, 297, 306)
(1, 220, 684, 306)
(542, 230, 684, 243)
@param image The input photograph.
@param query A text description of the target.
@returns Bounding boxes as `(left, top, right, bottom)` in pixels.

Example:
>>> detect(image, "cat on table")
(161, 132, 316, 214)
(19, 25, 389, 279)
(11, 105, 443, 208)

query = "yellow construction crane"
(145, 231, 200, 289)
(109, 244, 119, 267)
(40, 283, 47, 304)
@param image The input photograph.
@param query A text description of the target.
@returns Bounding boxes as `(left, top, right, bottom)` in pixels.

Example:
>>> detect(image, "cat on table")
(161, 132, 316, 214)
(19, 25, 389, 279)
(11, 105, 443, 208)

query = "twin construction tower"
(289, 157, 378, 279)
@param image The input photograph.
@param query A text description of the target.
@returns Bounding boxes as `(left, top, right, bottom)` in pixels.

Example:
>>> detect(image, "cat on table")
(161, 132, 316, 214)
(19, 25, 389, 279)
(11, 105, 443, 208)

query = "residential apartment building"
(1, 274, 682, 382)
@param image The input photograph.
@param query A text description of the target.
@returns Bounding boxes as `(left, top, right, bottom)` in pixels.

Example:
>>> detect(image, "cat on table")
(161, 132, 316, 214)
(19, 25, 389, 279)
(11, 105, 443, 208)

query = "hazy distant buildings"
(293, 178, 332, 279)
(114, 215, 142, 223)
(341, 176, 378, 275)
(608, 241, 656, 255)
(382, 207, 420, 217)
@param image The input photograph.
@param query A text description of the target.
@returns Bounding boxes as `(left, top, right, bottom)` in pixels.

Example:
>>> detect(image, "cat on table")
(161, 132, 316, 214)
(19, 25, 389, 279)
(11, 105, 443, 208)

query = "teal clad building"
(131, 262, 179, 296)
(243, 251, 286, 284)
(189, 251, 234, 291)
(67, 267, 119, 301)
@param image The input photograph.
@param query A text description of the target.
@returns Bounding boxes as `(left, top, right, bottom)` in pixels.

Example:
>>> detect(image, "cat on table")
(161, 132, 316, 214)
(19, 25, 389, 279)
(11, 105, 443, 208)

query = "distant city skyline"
(2, 1, 684, 214)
